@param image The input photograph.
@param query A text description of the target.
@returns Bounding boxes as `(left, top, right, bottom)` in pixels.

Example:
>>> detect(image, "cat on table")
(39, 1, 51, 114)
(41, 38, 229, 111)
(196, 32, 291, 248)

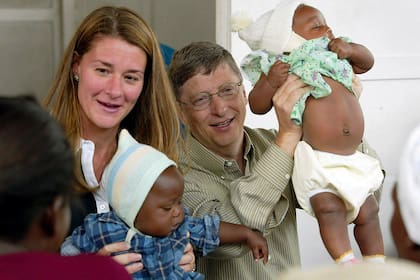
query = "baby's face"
(292, 5, 334, 40)
(134, 166, 185, 237)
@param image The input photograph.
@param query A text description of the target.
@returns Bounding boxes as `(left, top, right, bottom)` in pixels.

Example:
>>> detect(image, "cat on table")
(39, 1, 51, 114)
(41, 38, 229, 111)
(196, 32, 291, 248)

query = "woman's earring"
(74, 74, 79, 82)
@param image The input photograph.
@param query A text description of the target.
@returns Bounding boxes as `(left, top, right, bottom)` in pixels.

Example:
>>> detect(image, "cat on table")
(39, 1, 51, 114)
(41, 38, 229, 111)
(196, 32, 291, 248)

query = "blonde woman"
(44, 6, 193, 275)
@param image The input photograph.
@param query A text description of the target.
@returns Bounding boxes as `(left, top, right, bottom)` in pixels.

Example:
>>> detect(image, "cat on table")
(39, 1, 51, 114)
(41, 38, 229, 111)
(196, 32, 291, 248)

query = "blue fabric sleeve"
(71, 212, 128, 254)
(186, 214, 220, 256)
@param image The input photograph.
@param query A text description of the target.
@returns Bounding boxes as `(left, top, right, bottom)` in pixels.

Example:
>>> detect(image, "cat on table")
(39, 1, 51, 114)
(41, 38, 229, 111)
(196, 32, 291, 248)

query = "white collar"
(79, 139, 99, 188)
(78, 139, 110, 213)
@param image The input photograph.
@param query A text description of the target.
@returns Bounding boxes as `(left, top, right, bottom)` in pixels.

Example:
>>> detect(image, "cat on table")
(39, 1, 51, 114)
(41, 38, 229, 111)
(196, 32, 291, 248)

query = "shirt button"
(99, 204, 106, 210)
(285, 174, 290, 179)
(225, 161, 233, 167)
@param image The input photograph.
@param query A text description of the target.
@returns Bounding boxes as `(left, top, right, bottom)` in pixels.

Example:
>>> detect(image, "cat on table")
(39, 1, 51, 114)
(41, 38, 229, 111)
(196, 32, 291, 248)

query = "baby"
(68, 129, 268, 279)
(237, 0, 384, 264)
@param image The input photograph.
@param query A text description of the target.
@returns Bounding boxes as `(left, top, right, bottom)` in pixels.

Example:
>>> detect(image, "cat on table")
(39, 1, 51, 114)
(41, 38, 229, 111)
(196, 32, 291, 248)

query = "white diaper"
(292, 141, 383, 223)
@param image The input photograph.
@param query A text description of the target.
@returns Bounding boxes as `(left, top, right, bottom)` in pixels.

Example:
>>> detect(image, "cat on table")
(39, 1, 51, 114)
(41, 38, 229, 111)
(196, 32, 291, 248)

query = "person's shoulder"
(83, 210, 125, 226)
(0, 252, 131, 280)
(244, 126, 277, 142)
(406, 124, 420, 146)
(74, 210, 128, 242)
(399, 124, 420, 167)
(243, 127, 280, 156)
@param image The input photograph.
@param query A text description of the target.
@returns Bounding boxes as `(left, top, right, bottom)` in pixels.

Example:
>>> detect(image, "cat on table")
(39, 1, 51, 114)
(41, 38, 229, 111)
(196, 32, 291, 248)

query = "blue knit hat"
(102, 129, 176, 230)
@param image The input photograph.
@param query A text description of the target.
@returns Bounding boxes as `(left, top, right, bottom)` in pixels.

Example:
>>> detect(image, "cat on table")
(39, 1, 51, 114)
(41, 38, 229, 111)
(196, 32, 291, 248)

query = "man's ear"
(40, 196, 64, 237)
(241, 86, 248, 106)
(177, 103, 188, 127)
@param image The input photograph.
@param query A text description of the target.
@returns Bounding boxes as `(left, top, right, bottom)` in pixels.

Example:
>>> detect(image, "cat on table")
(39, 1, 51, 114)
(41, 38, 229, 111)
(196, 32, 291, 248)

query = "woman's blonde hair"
(44, 6, 181, 191)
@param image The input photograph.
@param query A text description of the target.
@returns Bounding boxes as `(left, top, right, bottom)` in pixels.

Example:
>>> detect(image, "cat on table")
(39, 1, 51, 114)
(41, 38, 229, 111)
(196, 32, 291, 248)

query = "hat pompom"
(231, 11, 253, 32)
(236, 0, 303, 54)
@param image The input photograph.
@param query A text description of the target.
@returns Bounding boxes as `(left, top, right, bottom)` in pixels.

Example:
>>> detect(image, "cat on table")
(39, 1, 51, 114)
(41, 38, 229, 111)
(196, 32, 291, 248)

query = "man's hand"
(272, 75, 311, 156)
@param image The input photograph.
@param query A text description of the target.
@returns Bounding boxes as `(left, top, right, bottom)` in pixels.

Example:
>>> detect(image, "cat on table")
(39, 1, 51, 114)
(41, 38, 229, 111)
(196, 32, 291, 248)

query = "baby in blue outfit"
(67, 129, 268, 279)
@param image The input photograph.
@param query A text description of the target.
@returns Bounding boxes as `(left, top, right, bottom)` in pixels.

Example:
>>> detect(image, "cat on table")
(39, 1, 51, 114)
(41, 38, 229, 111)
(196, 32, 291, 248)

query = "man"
(168, 41, 381, 279)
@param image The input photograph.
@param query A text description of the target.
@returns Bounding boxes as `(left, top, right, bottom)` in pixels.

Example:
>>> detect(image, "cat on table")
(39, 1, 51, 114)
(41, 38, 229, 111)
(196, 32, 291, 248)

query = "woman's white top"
(79, 139, 110, 213)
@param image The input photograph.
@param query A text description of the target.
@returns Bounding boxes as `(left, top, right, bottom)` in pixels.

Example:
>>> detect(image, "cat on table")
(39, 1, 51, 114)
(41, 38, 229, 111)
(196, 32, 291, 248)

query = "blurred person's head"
(0, 95, 74, 253)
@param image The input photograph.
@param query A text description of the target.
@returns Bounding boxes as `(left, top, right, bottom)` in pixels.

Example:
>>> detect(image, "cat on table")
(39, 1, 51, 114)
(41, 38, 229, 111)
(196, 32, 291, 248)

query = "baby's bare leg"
(310, 192, 351, 260)
(353, 195, 384, 256)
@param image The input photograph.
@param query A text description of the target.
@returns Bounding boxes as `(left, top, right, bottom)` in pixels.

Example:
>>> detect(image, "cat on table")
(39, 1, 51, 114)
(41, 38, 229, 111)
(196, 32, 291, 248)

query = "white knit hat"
(237, 0, 303, 54)
(102, 129, 176, 229)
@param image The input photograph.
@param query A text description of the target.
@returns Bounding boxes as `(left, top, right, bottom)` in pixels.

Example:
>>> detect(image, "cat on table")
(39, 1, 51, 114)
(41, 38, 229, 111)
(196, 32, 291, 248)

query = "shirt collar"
(185, 127, 254, 176)
(78, 139, 99, 188)
(77, 139, 110, 213)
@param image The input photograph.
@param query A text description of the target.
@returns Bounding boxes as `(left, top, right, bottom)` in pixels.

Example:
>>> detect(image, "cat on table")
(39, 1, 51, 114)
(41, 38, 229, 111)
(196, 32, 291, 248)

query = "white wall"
(72, 0, 216, 55)
(231, 0, 420, 269)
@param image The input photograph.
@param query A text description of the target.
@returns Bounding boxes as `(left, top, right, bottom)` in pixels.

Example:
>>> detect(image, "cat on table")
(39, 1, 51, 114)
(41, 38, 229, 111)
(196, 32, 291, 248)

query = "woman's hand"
(272, 75, 310, 156)
(97, 242, 143, 274)
(179, 241, 196, 272)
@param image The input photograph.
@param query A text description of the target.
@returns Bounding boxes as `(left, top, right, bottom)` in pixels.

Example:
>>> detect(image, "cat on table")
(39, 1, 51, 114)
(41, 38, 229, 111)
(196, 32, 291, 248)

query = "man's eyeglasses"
(178, 81, 242, 111)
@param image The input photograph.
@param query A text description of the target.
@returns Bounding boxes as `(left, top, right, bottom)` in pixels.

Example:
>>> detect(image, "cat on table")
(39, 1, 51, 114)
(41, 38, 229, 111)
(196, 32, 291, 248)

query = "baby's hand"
(328, 38, 353, 59)
(267, 60, 290, 88)
(246, 230, 269, 265)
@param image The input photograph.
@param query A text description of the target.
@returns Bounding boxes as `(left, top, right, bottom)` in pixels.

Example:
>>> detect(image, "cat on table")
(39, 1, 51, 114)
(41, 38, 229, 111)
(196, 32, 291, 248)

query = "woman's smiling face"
(73, 36, 147, 133)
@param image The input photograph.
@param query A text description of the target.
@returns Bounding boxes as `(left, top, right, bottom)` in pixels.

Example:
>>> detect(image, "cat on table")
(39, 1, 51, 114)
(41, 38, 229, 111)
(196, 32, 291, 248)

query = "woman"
(44, 6, 193, 274)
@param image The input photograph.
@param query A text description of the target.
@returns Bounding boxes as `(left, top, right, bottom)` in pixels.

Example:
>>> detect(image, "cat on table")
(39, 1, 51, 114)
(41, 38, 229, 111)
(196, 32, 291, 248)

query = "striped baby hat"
(102, 129, 176, 229)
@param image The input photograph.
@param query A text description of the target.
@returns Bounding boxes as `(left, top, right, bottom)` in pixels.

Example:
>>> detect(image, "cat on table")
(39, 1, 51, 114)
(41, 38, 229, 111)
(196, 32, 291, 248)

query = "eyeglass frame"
(177, 81, 243, 111)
